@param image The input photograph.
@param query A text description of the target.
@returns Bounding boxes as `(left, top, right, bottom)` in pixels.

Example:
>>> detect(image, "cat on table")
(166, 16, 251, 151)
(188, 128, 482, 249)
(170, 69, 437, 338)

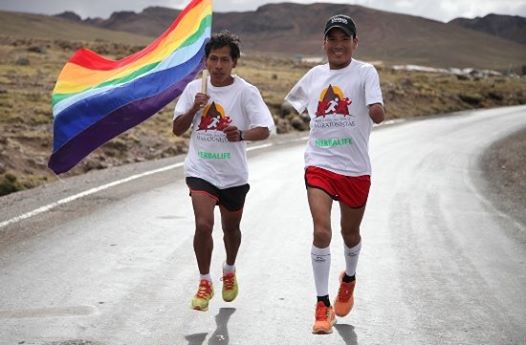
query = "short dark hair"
(205, 31, 241, 61)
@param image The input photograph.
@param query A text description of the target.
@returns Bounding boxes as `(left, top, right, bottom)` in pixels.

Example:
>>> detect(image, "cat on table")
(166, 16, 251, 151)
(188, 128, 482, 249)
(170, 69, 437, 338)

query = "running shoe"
(191, 279, 214, 311)
(312, 301, 336, 334)
(221, 272, 238, 302)
(334, 272, 356, 317)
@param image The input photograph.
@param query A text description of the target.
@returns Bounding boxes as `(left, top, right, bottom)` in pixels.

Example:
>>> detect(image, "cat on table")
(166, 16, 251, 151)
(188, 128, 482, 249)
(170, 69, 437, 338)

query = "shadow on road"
(185, 332, 207, 345)
(334, 323, 358, 345)
(185, 307, 236, 345)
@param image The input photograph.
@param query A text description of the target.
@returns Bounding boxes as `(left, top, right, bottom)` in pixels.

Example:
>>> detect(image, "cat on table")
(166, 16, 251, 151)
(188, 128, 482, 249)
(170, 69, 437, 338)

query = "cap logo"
(331, 17, 348, 25)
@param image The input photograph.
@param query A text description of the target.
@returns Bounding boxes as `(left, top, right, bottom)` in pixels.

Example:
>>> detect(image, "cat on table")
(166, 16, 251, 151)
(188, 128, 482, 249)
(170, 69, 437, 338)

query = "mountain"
(55, 11, 82, 22)
(68, 3, 526, 70)
(4, 3, 525, 70)
(449, 14, 526, 45)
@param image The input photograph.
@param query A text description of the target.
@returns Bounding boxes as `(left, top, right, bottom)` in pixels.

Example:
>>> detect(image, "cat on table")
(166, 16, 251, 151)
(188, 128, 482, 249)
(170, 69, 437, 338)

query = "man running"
(173, 31, 274, 311)
(285, 14, 385, 333)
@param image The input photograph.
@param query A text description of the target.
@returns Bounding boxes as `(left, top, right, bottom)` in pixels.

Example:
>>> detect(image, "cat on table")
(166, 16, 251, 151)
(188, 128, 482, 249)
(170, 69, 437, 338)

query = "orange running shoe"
(334, 272, 356, 317)
(191, 279, 214, 311)
(312, 301, 336, 334)
(221, 272, 238, 302)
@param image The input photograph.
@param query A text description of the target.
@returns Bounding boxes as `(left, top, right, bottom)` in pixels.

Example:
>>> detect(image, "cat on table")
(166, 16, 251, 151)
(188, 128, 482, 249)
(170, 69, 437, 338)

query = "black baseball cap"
(324, 14, 356, 37)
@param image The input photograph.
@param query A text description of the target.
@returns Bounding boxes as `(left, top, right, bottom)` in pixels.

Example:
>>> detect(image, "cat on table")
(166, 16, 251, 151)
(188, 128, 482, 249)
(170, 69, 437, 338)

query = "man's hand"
(173, 93, 210, 136)
(223, 125, 242, 142)
(369, 103, 385, 124)
(192, 92, 210, 112)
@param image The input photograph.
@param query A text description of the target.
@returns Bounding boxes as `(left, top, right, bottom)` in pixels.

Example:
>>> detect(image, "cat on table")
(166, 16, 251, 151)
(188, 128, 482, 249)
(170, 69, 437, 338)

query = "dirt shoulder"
(480, 127, 526, 228)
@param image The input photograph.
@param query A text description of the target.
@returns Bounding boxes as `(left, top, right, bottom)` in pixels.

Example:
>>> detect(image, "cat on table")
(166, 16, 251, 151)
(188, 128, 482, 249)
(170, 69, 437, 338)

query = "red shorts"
(304, 166, 370, 208)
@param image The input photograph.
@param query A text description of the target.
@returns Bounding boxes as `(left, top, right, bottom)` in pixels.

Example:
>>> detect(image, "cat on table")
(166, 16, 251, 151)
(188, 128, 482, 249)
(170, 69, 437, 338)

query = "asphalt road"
(1, 105, 525, 345)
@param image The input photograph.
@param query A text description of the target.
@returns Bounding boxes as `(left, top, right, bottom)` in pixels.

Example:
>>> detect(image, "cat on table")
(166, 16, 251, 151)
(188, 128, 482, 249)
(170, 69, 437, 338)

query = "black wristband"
(239, 130, 244, 141)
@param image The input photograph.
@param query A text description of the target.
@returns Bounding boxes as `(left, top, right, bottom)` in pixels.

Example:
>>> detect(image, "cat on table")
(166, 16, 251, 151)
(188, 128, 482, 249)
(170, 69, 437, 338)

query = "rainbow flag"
(48, 0, 212, 174)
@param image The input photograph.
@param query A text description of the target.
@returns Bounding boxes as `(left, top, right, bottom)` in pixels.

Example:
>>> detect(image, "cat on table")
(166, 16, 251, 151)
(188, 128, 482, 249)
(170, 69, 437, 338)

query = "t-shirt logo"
(316, 84, 352, 117)
(197, 102, 232, 131)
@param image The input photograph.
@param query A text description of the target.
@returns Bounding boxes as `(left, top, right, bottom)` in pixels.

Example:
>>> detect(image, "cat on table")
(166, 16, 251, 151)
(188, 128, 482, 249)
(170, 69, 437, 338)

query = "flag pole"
(201, 69, 208, 94)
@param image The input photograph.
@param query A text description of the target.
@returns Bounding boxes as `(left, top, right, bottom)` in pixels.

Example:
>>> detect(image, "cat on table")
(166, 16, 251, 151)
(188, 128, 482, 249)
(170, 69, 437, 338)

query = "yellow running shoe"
(221, 272, 238, 302)
(312, 301, 336, 334)
(191, 279, 214, 311)
(334, 272, 356, 317)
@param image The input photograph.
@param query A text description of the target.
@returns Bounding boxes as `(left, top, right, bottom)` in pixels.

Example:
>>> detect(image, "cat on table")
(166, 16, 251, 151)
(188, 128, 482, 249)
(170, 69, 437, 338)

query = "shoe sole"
(312, 318, 336, 334)
(335, 310, 351, 317)
(192, 305, 209, 312)
(312, 328, 333, 334)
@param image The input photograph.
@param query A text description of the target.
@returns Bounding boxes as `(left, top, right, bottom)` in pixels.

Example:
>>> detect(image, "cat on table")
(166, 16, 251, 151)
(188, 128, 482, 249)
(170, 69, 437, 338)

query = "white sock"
(311, 245, 331, 297)
(200, 273, 212, 282)
(344, 241, 362, 277)
(223, 262, 236, 274)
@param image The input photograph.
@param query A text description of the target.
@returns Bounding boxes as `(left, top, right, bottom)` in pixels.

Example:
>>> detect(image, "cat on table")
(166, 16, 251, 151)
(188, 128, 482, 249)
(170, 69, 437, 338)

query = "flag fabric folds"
(48, 0, 212, 174)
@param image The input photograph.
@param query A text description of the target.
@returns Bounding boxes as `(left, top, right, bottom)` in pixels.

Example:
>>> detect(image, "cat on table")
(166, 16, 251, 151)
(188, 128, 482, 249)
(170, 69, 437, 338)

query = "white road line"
(0, 162, 184, 229)
(246, 143, 273, 151)
(0, 142, 281, 230)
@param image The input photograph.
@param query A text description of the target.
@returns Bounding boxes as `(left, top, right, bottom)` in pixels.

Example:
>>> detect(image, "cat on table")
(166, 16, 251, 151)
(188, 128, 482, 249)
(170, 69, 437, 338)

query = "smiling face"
(205, 45, 237, 87)
(323, 27, 358, 70)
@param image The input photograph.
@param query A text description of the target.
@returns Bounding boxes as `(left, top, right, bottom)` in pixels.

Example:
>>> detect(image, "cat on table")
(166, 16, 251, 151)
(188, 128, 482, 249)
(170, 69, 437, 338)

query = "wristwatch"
(239, 130, 244, 141)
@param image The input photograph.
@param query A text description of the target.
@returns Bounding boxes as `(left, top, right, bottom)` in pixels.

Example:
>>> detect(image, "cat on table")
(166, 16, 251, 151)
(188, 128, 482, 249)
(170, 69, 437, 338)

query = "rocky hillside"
(449, 14, 526, 45)
(53, 3, 526, 71)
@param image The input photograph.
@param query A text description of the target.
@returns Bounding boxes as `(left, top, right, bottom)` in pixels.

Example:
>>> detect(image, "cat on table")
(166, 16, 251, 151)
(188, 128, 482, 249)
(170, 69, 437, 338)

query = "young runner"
(173, 31, 274, 311)
(285, 14, 385, 333)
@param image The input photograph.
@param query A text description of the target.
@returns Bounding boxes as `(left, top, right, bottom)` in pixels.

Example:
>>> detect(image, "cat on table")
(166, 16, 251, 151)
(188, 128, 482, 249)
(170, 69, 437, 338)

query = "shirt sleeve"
(243, 85, 275, 131)
(364, 66, 383, 106)
(173, 82, 196, 120)
(284, 70, 312, 114)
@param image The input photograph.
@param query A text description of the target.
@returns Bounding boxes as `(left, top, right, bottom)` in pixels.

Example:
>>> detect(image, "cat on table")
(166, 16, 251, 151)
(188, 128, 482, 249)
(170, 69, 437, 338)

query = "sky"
(0, 0, 524, 23)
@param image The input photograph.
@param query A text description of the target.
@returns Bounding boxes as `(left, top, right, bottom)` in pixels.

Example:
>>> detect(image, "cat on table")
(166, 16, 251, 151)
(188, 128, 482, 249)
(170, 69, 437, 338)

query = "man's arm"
(368, 103, 385, 124)
(223, 125, 270, 142)
(172, 92, 209, 136)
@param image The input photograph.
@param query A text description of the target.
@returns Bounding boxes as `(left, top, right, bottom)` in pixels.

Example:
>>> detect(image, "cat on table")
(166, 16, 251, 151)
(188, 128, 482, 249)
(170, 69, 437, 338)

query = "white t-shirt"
(285, 59, 383, 176)
(174, 75, 274, 188)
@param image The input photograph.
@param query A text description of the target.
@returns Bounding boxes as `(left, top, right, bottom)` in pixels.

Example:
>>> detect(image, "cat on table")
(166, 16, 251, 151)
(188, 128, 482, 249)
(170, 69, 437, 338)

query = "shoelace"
(221, 273, 235, 290)
(337, 282, 353, 302)
(196, 281, 212, 299)
(315, 303, 329, 321)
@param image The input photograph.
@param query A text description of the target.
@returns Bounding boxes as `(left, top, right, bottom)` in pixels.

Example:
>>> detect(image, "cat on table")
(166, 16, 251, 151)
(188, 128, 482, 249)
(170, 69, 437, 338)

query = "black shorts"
(186, 177, 250, 212)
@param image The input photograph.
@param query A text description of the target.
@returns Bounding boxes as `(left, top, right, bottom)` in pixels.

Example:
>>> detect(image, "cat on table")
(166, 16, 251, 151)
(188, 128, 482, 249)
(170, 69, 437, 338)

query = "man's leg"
(340, 203, 365, 276)
(308, 187, 333, 299)
(190, 192, 216, 311)
(334, 202, 366, 317)
(308, 187, 336, 333)
(219, 206, 243, 266)
(191, 193, 217, 276)
(219, 206, 243, 302)
(340, 203, 364, 245)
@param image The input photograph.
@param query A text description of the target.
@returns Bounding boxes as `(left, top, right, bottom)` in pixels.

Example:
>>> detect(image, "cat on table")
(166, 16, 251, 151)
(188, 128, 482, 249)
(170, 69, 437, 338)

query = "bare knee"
(223, 224, 241, 238)
(341, 230, 361, 247)
(313, 225, 331, 248)
(195, 220, 213, 237)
